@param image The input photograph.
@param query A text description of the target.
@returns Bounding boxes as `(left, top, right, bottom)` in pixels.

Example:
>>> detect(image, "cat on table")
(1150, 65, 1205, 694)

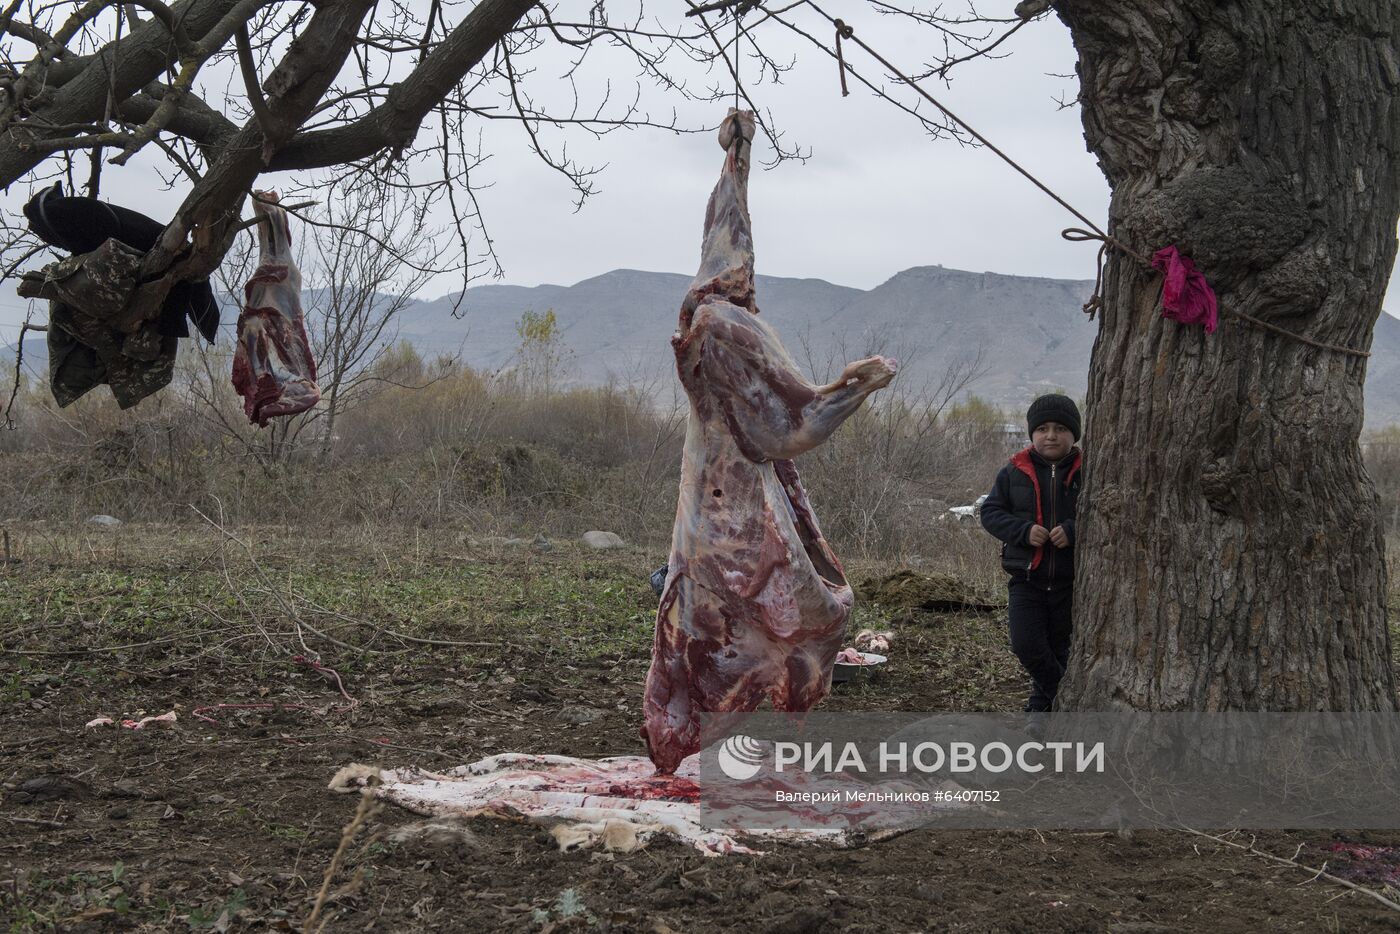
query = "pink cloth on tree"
(1151, 246, 1218, 334)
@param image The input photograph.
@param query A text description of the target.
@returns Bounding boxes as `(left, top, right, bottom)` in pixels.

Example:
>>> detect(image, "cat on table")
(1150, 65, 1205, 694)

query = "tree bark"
(1052, 0, 1399, 710)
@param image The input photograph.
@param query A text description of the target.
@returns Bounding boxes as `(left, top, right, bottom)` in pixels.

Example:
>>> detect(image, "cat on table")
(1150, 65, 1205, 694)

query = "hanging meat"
(641, 110, 898, 775)
(232, 192, 321, 426)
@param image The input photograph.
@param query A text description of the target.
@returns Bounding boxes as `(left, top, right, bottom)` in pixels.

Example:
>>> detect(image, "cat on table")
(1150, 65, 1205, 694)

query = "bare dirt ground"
(2, 524, 1398, 932)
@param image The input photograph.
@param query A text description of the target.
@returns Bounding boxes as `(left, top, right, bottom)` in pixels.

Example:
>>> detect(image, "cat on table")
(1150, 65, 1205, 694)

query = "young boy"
(979, 394, 1083, 712)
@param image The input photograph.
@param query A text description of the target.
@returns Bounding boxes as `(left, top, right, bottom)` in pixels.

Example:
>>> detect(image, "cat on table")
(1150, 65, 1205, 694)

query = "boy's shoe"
(648, 564, 668, 598)
(1022, 710, 1050, 742)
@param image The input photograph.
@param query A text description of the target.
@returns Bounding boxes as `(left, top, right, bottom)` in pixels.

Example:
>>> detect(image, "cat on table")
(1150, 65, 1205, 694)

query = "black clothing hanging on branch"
(24, 183, 221, 342)
(20, 183, 222, 409)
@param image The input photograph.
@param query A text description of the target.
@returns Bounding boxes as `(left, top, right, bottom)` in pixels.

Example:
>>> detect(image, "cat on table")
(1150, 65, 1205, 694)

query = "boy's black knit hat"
(1027, 394, 1081, 442)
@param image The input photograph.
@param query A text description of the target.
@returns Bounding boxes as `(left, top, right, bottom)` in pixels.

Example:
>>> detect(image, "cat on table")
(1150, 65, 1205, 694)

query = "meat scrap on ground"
(232, 192, 321, 426)
(641, 110, 898, 775)
(853, 629, 894, 653)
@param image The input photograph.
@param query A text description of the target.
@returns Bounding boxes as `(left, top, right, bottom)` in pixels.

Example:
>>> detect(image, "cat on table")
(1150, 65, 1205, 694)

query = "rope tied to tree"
(1061, 227, 1152, 321)
(823, 11, 1371, 360)
(1060, 228, 1371, 356)
(834, 19, 852, 97)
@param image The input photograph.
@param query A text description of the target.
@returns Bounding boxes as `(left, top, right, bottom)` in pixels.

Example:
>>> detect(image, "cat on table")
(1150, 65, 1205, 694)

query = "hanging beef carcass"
(232, 193, 321, 426)
(641, 110, 898, 774)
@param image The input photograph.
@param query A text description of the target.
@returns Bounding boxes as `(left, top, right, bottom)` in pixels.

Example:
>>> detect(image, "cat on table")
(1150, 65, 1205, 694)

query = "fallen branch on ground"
(1185, 828, 1400, 913)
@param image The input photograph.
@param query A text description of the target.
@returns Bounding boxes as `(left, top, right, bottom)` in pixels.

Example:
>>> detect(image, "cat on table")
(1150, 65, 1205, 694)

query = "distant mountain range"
(8, 265, 1400, 426)
(330, 265, 1400, 428)
(385, 266, 1105, 409)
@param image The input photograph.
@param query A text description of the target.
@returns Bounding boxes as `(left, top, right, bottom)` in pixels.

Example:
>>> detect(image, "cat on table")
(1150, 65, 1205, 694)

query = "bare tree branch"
(267, 0, 537, 170)
(0, 0, 1031, 421)
(234, 21, 271, 139)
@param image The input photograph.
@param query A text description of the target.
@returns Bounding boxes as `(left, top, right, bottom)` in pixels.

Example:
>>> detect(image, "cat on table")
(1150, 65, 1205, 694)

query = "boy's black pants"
(1007, 581, 1073, 712)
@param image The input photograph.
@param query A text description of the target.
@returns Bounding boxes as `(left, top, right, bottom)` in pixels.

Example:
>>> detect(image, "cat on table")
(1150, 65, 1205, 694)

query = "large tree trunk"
(1052, 1, 1399, 710)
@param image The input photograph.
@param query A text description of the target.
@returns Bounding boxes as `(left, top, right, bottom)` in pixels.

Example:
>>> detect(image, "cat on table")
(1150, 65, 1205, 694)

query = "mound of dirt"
(858, 570, 1002, 615)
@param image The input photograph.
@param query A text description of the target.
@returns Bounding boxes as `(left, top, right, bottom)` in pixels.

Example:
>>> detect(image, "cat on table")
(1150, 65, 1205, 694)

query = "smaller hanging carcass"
(232, 192, 321, 426)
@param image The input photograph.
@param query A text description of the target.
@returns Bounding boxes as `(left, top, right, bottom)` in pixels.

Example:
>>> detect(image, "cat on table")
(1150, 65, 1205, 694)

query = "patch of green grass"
(263, 822, 309, 842)
(0, 867, 253, 934)
(185, 889, 248, 930)
(532, 888, 594, 926)
(1, 863, 133, 932)
(1, 658, 35, 703)
(3, 528, 1394, 714)
(0, 534, 662, 668)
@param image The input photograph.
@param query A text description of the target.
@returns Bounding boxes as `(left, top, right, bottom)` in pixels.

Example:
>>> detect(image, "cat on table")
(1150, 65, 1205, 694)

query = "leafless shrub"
(1, 334, 1028, 567)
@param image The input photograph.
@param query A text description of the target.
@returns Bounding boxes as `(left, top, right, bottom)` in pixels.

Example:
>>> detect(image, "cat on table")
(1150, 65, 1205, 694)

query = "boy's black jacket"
(980, 446, 1082, 584)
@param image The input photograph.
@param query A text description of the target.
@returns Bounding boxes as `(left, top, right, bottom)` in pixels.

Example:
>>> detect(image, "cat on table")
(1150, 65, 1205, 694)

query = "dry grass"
(0, 351, 1016, 563)
(7, 347, 1400, 579)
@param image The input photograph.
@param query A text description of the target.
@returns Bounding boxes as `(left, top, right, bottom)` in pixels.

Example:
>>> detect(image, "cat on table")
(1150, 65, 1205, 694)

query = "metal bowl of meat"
(831, 650, 887, 684)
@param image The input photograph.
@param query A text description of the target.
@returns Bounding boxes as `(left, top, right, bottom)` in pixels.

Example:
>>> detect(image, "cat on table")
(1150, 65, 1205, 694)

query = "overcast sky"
(1, 8, 1397, 346)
